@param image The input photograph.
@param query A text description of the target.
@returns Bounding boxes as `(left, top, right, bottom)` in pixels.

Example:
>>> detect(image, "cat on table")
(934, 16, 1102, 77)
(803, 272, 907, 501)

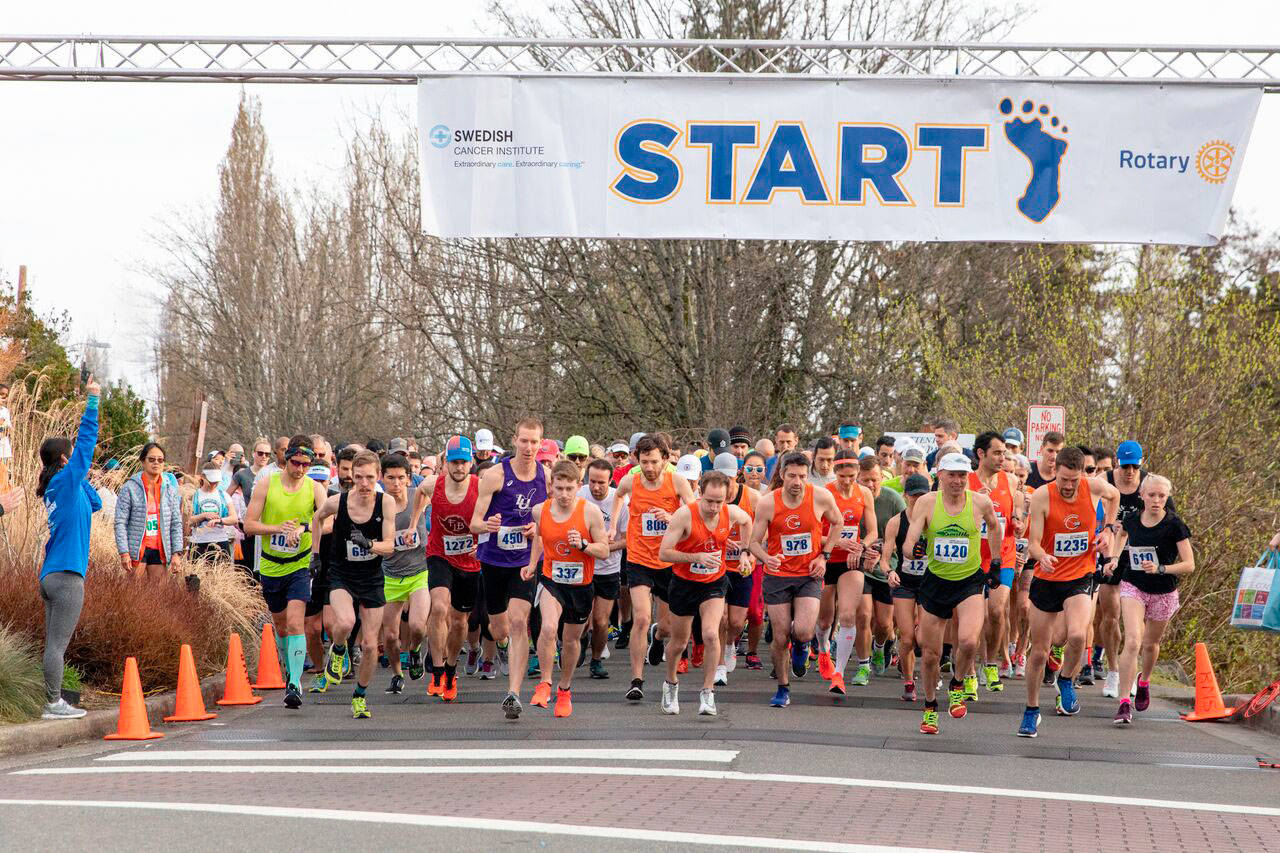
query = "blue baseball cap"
(1002, 427, 1025, 446)
(838, 424, 861, 439)
(446, 434, 474, 462)
(1116, 440, 1142, 466)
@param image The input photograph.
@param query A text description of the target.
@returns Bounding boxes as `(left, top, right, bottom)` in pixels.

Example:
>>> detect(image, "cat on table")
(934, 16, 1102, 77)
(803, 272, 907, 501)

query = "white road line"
(0, 800, 961, 853)
(96, 748, 737, 763)
(14, 765, 1280, 818)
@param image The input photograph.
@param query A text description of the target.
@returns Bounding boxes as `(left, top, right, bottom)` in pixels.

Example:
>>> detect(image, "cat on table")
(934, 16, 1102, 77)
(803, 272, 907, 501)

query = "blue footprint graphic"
(999, 98, 1068, 223)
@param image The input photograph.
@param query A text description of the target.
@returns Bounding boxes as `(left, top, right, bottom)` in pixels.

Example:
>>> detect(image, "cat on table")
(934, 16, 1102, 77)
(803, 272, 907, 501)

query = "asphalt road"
(3, 644, 1279, 852)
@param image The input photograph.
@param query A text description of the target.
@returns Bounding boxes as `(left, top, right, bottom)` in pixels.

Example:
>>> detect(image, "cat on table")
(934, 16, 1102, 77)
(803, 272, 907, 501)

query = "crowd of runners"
(199, 418, 1193, 737)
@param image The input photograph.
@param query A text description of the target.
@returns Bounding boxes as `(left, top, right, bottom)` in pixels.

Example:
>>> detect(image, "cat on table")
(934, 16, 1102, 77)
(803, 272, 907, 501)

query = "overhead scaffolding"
(0, 35, 1277, 88)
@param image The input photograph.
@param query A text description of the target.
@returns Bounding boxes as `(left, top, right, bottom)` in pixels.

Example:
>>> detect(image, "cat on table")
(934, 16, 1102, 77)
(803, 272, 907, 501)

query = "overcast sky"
(1, 0, 1277, 394)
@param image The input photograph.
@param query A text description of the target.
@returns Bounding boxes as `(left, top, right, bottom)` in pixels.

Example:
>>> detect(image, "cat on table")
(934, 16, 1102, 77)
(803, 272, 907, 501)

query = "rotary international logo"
(1195, 140, 1235, 184)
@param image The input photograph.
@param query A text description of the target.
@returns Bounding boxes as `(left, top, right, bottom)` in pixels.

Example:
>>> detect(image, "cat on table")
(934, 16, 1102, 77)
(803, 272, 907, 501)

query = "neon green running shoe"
(948, 687, 968, 718)
(351, 695, 370, 719)
(325, 648, 347, 687)
(963, 674, 979, 703)
(871, 646, 886, 675)
(851, 663, 871, 686)
(984, 664, 1004, 692)
(307, 674, 328, 693)
(920, 708, 939, 734)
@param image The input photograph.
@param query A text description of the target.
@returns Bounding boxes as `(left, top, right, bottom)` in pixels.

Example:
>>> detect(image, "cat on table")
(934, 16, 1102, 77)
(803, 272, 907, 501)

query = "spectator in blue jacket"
(114, 442, 184, 582)
(35, 376, 102, 720)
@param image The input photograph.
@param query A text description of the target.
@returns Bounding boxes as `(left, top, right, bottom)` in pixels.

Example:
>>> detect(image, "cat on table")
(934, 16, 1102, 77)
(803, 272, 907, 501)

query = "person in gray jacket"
(114, 442, 184, 582)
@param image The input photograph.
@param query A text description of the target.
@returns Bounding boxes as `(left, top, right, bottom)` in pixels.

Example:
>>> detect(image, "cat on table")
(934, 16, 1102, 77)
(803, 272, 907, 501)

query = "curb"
(0, 674, 236, 759)
(1157, 686, 1280, 738)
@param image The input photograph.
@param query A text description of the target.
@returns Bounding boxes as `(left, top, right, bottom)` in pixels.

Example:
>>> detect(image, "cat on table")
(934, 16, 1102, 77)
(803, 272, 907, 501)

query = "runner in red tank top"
(968, 432, 1021, 695)
(748, 451, 844, 707)
(658, 470, 753, 716)
(522, 461, 610, 718)
(411, 434, 482, 697)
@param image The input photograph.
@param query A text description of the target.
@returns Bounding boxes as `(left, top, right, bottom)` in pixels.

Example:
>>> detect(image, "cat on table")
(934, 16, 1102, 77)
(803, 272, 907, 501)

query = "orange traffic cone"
(103, 657, 164, 740)
(1180, 642, 1233, 721)
(164, 644, 217, 722)
(216, 633, 263, 706)
(252, 623, 286, 690)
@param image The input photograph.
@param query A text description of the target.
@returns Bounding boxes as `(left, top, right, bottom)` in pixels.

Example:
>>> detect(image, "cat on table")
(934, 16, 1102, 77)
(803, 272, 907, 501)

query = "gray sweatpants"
(40, 571, 85, 703)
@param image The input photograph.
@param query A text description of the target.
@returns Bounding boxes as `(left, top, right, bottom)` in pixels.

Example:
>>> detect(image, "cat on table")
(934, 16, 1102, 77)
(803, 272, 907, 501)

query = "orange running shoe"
(948, 687, 968, 719)
(691, 643, 705, 668)
(828, 671, 846, 695)
(817, 651, 835, 681)
(531, 681, 552, 707)
(427, 672, 443, 696)
(677, 657, 690, 674)
(441, 674, 458, 702)
(554, 687, 573, 717)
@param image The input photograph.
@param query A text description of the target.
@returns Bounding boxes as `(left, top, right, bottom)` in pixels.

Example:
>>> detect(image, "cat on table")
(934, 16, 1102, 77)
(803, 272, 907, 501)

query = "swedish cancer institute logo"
(429, 124, 451, 149)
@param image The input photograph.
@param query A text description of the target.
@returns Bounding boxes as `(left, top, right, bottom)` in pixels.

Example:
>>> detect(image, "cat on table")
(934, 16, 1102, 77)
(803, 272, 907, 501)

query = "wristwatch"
(1157, 564, 1166, 574)
(822, 549, 832, 560)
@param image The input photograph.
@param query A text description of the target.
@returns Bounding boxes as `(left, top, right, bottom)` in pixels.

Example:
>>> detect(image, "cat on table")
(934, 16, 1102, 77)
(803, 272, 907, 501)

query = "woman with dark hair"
(114, 441, 184, 581)
(36, 376, 101, 719)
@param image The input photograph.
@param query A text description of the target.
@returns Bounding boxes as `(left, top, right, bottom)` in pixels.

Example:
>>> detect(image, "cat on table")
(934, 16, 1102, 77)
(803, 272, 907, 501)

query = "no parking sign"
(1026, 406, 1065, 459)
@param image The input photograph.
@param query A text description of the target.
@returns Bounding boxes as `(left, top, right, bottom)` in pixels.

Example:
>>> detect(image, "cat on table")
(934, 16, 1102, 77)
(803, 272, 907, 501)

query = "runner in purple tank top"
(470, 416, 549, 720)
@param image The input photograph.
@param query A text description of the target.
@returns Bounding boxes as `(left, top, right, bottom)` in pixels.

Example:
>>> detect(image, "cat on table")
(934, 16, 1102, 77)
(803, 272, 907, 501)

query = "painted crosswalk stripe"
(96, 748, 737, 763)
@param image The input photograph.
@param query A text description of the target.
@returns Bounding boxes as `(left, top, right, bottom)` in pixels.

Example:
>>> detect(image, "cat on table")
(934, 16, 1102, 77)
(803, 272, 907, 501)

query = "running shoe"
(963, 674, 979, 702)
(809, 639, 819, 661)
(478, 660, 496, 680)
(531, 681, 552, 708)
(647, 625, 665, 666)
(351, 695, 370, 719)
(1047, 644, 1064, 672)
(769, 686, 791, 708)
(677, 657, 690, 675)
(1014, 655, 1026, 679)
(714, 665, 728, 687)
(691, 643, 705, 668)
(441, 675, 458, 702)
(920, 708, 939, 734)
(601, 644, 611, 660)
(1134, 680, 1151, 712)
(984, 664, 1004, 693)
(502, 691, 522, 720)
(615, 626, 631, 650)
(745, 653, 763, 670)
(528, 653, 541, 679)
(307, 674, 328, 694)
(554, 687, 572, 717)
(1101, 670, 1119, 697)
(817, 651, 835, 681)
(408, 648, 425, 681)
(790, 642, 809, 678)
(948, 687, 967, 719)
(901, 681, 916, 703)
(378, 653, 390, 669)
(497, 644, 510, 675)
(626, 679, 644, 701)
(1055, 676, 1080, 715)
(828, 672, 846, 695)
(999, 662, 1015, 680)
(325, 648, 347, 687)
(386, 674, 404, 694)
(590, 659, 609, 679)
(1114, 700, 1133, 726)
(1017, 707, 1041, 737)
(40, 698, 87, 720)
(724, 642, 737, 673)
(940, 657, 953, 674)
(427, 672, 444, 696)
(871, 645, 886, 676)
(698, 688, 717, 716)
(463, 645, 480, 676)
(661, 681, 680, 715)
(341, 653, 351, 678)
(1042, 666, 1055, 686)
(607, 625, 620, 641)
(577, 638, 590, 669)
(1092, 661, 1106, 681)
(283, 683, 302, 709)
(851, 663, 871, 687)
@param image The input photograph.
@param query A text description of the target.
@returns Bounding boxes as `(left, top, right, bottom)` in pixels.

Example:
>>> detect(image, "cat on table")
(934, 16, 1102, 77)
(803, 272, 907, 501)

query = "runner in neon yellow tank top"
(901, 453, 1003, 734)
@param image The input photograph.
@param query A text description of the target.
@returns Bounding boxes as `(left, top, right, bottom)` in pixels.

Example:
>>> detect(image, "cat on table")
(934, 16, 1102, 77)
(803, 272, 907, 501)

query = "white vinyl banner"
(417, 78, 1261, 245)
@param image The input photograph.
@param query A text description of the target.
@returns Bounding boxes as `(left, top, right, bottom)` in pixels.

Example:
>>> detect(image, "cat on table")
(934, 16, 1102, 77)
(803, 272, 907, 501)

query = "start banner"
(417, 77, 1260, 245)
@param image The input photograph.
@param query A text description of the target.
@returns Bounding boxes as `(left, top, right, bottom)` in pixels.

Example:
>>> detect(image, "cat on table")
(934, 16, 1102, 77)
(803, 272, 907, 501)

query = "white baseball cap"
(893, 436, 919, 454)
(607, 442, 629, 455)
(857, 446, 875, 459)
(474, 428, 494, 452)
(675, 454, 702, 482)
(937, 452, 972, 472)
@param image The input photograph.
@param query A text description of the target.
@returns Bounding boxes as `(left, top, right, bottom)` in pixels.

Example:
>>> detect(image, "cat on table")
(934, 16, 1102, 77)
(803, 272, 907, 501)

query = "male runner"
(816, 450, 878, 693)
(471, 417, 549, 720)
(303, 446, 355, 692)
(969, 431, 1020, 695)
(716, 453, 757, 686)
(312, 450, 396, 718)
(379, 454, 429, 696)
(767, 424, 799, 480)
(837, 424, 862, 453)
(749, 452, 844, 708)
(522, 461, 611, 717)
(578, 458, 624, 679)
(658, 470, 753, 715)
(243, 435, 328, 709)
(1025, 431, 1063, 489)
(882, 473, 933, 702)
(1020, 446, 1119, 737)
(612, 435, 696, 701)
(415, 435, 481, 700)
(808, 437, 837, 487)
(900, 453, 1003, 733)
(855, 457, 902, 679)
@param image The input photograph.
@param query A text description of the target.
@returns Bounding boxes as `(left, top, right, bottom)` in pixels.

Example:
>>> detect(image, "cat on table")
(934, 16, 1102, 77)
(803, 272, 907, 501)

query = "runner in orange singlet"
(817, 450, 878, 694)
(713, 452, 758, 687)
(968, 431, 1020, 695)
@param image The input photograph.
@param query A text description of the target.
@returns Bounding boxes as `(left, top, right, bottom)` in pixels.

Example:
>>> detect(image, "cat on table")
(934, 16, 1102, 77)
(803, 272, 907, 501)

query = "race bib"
(1128, 545, 1158, 571)
(725, 541, 742, 562)
(345, 539, 376, 561)
(268, 532, 300, 555)
(689, 557, 718, 575)
(1016, 538, 1029, 556)
(641, 511, 667, 537)
(980, 514, 1008, 538)
(1053, 532, 1090, 557)
(901, 557, 927, 576)
(145, 514, 159, 534)
(393, 529, 420, 551)
(443, 534, 475, 556)
(551, 560, 585, 584)
(933, 536, 969, 564)
(496, 525, 526, 551)
(839, 528, 858, 543)
(780, 532, 812, 557)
